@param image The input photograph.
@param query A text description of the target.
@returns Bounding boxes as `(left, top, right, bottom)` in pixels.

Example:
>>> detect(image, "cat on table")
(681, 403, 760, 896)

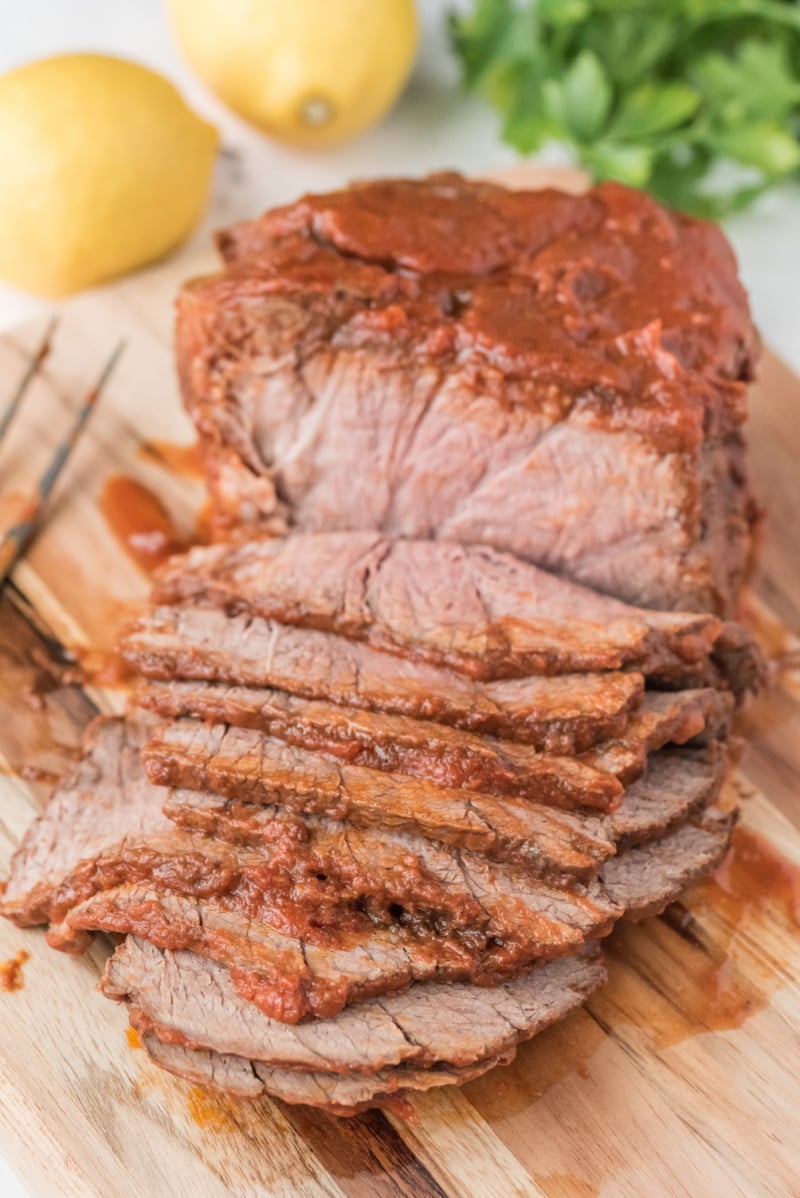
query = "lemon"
(0, 54, 218, 297)
(168, 0, 418, 147)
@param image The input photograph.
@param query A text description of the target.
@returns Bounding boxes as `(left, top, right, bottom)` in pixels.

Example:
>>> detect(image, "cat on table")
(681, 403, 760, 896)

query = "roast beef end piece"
(177, 174, 758, 615)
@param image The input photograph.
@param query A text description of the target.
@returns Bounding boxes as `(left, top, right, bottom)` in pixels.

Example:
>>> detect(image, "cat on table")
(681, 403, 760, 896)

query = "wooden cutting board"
(0, 167, 799, 1198)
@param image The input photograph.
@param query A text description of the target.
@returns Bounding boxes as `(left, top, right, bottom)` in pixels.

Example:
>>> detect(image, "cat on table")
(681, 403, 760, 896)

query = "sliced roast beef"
(153, 533, 721, 679)
(177, 175, 757, 614)
(132, 944, 604, 1110)
(601, 802, 736, 920)
(58, 881, 615, 1022)
(0, 718, 169, 928)
(141, 1031, 506, 1113)
(3, 716, 732, 1026)
(137, 680, 731, 810)
(122, 605, 643, 750)
(164, 744, 725, 862)
(139, 677, 623, 812)
(55, 795, 730, 1021)
(142, 721, 618, 873)
(1, 720, 627, 983)
(144, 721, 725, 864)
(66, 887, 470, 1022)
(105, 938, 605, 1073)
(584, 689, 732, 783)
(606, 746, 726, 848)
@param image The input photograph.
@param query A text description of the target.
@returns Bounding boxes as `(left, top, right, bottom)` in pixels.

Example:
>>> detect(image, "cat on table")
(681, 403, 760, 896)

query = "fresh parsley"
(450, 0, 800, 215)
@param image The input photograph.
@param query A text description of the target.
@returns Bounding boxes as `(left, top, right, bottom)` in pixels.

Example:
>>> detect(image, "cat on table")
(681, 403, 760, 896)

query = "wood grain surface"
(0, 168, 798, 1198)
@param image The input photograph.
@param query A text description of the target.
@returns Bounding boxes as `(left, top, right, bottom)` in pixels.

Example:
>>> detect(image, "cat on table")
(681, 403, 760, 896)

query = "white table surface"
(0, 3, 798, 1195)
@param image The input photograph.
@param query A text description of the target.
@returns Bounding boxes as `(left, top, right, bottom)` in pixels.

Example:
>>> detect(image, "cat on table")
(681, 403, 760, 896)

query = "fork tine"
(0, 316, 59, 443)
(32, 339, 126, 505)
(0, 339, 126, 587)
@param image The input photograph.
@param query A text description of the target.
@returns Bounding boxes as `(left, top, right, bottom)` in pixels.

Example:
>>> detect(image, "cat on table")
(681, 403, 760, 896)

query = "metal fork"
(0, 320, 126, 587)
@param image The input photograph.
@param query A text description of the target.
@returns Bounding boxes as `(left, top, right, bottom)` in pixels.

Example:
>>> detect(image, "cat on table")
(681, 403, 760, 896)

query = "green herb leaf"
(536, 0, 590, 25)
(450, 0, 800, 217)
(610, 83, 701, 140)
(582, 141, 655, 187)
(580, 16, 681, 87)
(449, 0, 519, 93)
(711, 121, 800, 174)
(544, 50, 613, 143)
(694, 39, 800, 122)
(502, 65, 552, 153)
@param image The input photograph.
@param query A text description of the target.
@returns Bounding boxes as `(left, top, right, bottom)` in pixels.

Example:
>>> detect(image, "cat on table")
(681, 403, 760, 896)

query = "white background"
(0, 2, 797, 1194)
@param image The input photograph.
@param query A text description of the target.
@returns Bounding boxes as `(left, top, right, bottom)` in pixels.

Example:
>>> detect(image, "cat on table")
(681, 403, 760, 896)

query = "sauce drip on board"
(138, 439, 205, 481)
(599, 822, 800, 1048)
(187, 1086, 234, 1131)
(709, 824, 800, 929)
(100, 474, 212, 577)
(100, 475, 187, 573)
(72, 646, 135, 690)
(126, 1027, 142, 1049)
(0, 949, 29, 992)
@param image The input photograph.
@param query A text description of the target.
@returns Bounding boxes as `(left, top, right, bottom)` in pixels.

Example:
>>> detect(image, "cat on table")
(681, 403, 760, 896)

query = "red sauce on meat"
(221, 176, 757, 456)
(0, 949, 29, 991)
(46, 846, 372, 945)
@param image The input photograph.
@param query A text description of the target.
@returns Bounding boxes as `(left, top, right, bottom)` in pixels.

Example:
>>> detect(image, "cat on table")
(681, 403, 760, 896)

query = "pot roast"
(1, 172, 761, 1114)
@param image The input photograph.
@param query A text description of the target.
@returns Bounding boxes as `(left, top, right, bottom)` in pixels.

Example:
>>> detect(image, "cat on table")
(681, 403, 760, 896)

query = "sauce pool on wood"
(599, 822, 800, 1049)
(676, 821, 800, 1032)
(100, 473, 211, 576)
(100, 475, 187, 573)
(711, 824, 800, 928)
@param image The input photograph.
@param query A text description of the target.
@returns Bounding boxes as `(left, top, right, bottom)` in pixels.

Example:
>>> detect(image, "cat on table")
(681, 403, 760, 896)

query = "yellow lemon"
(0, 54, 218, 297)
(168, 0, 418, 147)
